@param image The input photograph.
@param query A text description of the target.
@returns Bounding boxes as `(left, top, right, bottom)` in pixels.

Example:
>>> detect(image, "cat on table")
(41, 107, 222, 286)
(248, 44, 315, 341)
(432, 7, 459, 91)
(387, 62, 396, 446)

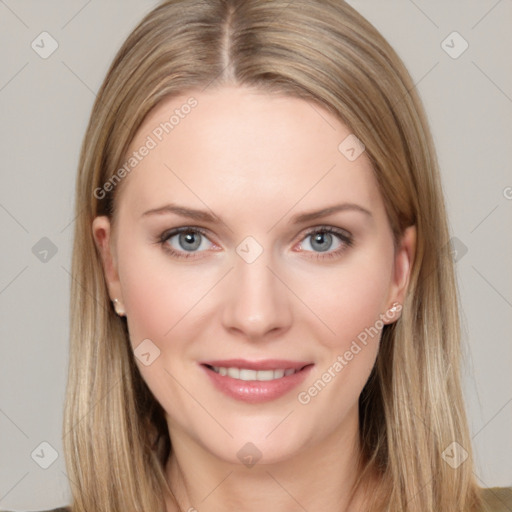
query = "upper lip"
(200, 359, 312, 371)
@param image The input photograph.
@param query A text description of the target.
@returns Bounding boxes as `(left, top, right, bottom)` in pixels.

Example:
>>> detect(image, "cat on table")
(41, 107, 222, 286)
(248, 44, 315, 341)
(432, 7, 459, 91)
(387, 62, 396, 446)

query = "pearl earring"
(112, 298, 126, 317)
(389, 302, 401, 314)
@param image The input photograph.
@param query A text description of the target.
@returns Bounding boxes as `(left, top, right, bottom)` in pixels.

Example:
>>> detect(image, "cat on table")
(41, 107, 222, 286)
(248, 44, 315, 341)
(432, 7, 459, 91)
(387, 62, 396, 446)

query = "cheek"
(116, 241, 208, 419)
(296, 249, 394, 349)
(116, 238, 193, 347)
(294, 255, 392, 414)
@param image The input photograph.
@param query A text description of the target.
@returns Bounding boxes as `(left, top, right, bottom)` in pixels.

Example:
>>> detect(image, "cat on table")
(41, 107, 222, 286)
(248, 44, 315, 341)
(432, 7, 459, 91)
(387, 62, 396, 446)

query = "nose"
(221, 249, 293, 341)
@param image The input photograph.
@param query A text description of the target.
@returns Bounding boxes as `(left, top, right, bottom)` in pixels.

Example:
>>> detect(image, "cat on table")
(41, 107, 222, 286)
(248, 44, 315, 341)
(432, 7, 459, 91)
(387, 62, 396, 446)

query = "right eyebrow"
(141, 203, 219, 223)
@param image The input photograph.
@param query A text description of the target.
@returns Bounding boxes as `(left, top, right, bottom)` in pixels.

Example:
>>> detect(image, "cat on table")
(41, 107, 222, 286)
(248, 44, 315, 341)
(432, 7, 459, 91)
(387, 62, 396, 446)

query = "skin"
(93, 86, 415, 512)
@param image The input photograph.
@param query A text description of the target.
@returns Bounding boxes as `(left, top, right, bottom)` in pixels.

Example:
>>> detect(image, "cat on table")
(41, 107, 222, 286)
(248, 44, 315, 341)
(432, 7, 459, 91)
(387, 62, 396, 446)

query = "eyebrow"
(141, 202, 372, 224)
(290, 203, 372, 223)
(142, 204, 219, 222)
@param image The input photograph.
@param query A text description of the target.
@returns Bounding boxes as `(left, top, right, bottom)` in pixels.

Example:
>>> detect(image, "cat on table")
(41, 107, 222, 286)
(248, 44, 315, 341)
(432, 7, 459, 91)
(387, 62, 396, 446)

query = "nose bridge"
(221, 238, 292, 338)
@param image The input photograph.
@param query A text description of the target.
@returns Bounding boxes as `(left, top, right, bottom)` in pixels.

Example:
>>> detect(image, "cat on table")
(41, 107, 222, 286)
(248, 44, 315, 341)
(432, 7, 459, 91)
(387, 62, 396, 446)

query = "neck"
(164, 410, 380, 512)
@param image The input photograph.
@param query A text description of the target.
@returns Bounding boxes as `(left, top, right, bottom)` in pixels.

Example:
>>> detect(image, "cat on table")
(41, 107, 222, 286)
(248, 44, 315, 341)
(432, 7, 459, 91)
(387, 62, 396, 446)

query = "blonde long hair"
(64, 1, 482, 510)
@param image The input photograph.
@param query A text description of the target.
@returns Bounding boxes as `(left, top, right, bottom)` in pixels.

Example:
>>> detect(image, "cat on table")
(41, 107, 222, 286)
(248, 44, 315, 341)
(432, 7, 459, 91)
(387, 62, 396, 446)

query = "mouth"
(199, 359, 314, 403)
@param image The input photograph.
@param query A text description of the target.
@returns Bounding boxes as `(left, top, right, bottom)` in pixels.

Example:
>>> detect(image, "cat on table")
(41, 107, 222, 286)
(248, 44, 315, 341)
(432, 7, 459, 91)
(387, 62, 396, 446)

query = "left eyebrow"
(289, 203, 372, 224)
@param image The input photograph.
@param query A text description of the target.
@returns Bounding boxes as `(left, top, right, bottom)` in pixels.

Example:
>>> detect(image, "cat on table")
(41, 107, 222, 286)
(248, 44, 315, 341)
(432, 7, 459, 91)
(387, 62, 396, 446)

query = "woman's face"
(93, 86, 414, 466)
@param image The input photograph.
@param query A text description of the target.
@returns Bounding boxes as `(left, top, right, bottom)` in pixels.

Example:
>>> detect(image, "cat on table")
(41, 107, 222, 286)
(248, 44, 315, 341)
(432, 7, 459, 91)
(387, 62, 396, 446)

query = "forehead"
(117, 86, 382, 221)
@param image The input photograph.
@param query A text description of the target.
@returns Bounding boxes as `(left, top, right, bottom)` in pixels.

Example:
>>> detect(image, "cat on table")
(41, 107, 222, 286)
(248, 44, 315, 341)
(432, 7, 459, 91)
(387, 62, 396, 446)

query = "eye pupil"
(311, 232, 332, 252)
(179, 231, 202, 251)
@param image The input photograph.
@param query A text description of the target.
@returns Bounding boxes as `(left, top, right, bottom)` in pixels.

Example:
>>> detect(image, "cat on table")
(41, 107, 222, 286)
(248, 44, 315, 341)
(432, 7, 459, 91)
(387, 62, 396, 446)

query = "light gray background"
(1, 1, 511, 510)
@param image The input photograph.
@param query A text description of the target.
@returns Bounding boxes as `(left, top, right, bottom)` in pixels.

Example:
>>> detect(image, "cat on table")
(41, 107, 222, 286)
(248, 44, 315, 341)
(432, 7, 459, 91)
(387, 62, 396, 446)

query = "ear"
(92, 216, 124, 305)
(384, 225, 416, 323)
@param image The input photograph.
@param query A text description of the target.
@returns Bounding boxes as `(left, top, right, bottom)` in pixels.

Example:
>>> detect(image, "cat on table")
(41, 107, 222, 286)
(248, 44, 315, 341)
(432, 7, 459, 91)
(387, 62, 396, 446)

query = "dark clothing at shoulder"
(481, 487, 512, 511)
(1, 508, 69, 512)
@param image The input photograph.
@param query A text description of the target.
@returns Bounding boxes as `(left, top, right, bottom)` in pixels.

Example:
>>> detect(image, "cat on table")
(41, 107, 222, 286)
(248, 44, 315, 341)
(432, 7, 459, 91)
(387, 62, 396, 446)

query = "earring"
(389, 302, 401, 315)
(112, 298, 126, 317)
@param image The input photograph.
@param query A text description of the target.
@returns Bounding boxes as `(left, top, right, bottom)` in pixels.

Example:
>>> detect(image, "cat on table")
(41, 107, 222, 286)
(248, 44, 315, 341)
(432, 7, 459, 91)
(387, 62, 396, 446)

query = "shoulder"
(480, 487, 512, 511)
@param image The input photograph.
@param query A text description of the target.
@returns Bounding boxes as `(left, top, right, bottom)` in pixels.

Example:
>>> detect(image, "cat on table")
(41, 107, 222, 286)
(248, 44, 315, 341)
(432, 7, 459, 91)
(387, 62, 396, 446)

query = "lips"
(199, 359, 314, 403)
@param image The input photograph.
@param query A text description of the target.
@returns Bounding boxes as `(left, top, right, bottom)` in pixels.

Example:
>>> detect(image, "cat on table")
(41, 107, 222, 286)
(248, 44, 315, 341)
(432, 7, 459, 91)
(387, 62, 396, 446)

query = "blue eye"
(158, 225, 353, 261)
(299, 227, 353, 258)
(160, 227, 213, 258)
(303, 231, 339, 252)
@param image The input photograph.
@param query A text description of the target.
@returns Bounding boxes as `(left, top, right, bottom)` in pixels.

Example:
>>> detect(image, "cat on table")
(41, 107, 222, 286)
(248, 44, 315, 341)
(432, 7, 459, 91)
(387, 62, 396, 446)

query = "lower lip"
(201, 364, 313, 403)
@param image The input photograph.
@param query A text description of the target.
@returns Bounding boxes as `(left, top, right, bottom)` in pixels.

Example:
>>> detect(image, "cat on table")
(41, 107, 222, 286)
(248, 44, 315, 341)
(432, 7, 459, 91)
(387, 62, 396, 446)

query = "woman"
(10, 0, 511, 511)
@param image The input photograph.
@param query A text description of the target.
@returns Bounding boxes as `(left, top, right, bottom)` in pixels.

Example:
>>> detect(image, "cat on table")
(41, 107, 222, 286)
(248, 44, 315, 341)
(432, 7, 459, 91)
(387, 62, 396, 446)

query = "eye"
(159, 227, 215, 258)
(298, 226, 353, 258)
(157, 225, 353, 261)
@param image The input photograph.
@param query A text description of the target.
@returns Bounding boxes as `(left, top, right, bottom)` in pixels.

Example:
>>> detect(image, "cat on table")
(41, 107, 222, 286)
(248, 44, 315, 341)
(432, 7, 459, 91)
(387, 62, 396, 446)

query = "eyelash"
(156, 225, 354, 261)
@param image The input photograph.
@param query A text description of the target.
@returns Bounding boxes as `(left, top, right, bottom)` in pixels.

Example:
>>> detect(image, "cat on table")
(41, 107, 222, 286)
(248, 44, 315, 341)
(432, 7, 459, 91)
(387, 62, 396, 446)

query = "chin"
(213, 438, 304, 468)
(203, 416, 312, 466)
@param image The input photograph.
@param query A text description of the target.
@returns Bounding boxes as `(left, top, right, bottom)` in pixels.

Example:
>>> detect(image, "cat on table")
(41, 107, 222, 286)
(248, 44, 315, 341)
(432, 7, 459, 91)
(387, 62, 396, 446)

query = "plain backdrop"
(0, 0, 511, 510)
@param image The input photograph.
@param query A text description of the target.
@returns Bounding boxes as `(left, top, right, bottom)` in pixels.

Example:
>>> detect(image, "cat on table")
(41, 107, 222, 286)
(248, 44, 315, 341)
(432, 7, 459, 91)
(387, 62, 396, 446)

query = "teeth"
(239, 369, 257, 380)
(227, 367, 240, 379)
(256, 370, 275, 381)
(211, 366, 298, 381)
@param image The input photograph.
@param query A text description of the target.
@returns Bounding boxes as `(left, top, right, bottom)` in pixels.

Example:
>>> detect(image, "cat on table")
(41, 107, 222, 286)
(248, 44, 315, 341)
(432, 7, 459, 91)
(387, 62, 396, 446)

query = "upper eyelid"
(160, 226, 216, 245)
(302, 225, 351, 237)
(298, 226, 353, 250)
